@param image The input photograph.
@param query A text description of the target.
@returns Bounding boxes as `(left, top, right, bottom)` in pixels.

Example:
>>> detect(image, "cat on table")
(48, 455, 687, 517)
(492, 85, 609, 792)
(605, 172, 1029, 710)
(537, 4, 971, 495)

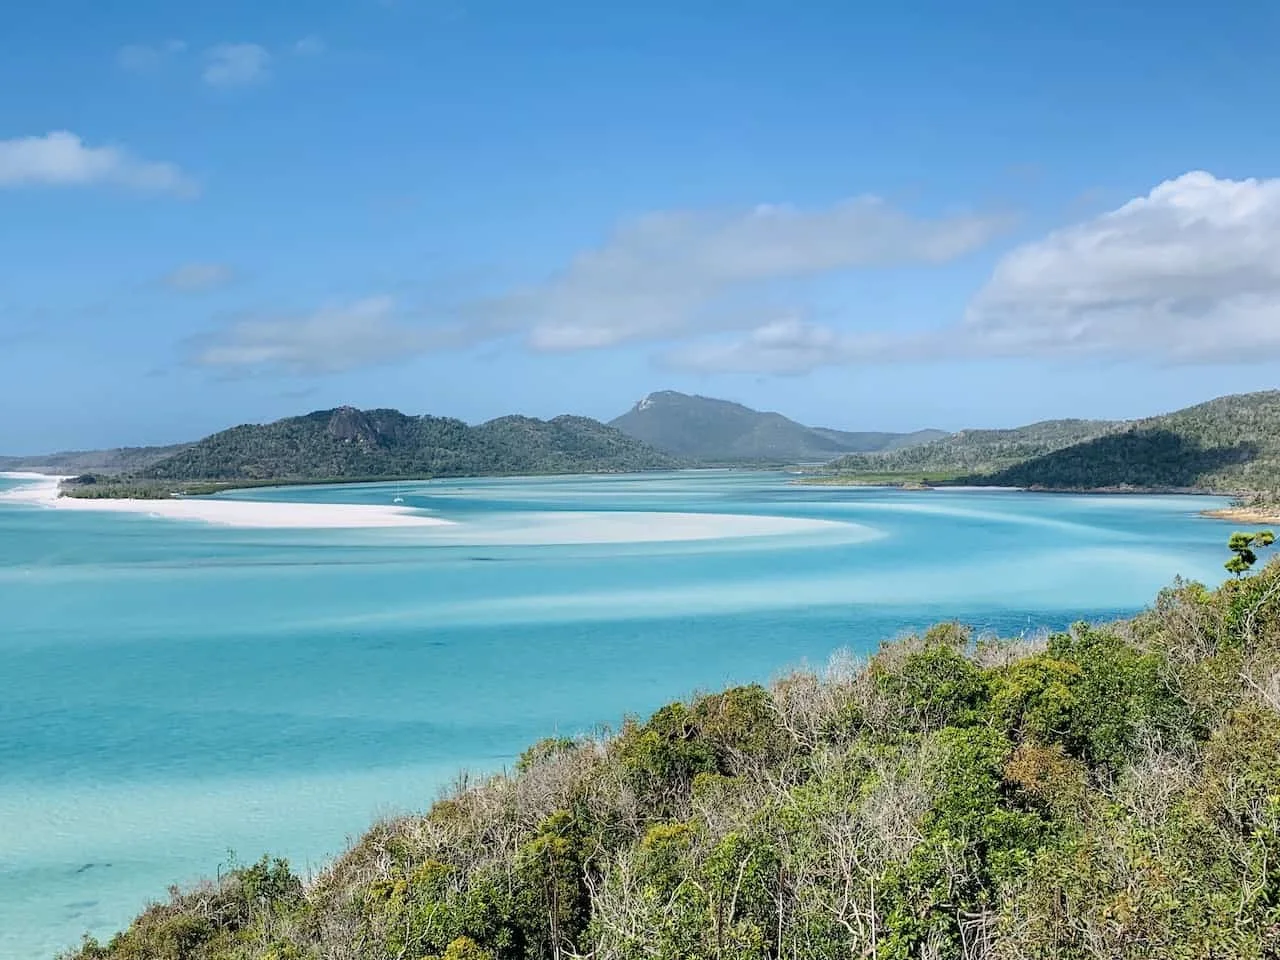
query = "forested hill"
(984, 390, 1280, 492)
(140, 407, 678, 481)
(70, 555, 1280, 959)
(0, 443, 191, 476)
(827, 417, 1121, 476)
(611, 390, 945, 462)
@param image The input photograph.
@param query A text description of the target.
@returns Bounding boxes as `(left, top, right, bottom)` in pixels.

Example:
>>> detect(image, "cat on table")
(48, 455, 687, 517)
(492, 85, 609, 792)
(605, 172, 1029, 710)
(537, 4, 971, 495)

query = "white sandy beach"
(0, 473, 454, 529)
(0, 473, 858, 541)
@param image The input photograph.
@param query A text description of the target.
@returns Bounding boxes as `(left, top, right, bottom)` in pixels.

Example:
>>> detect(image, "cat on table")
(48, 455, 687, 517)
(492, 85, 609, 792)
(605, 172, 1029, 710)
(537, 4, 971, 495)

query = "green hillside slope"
(986, 391, 1280, 492)
(611, 391, 945, 462)
(828, 418, 1121, 476)
(140, 407, 677, 481)
(0, 444, 191, 476)
(811, 425, 950, 452)
(69, 553, 1280, 960)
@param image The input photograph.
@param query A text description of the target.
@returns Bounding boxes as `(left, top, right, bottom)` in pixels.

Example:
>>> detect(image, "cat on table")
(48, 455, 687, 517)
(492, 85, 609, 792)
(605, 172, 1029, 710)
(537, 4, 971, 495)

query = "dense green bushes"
(68, 558, 1280, 960)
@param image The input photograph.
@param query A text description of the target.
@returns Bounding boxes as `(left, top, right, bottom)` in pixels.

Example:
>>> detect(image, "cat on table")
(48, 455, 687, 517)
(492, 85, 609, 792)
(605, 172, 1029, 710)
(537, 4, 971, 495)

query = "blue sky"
(3, 0, 1279, 451)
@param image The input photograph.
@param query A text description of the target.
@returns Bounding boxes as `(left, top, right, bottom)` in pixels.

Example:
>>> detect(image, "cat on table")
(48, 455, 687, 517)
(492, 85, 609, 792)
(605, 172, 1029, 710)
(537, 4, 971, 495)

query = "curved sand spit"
(0, 474, 451, 529)
(0, 473, 855, 541)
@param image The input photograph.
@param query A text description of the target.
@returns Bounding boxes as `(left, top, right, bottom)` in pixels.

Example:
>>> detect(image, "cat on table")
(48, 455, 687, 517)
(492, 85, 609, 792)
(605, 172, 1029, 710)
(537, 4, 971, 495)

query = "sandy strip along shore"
(0, 473, 859, 541)
(1202, 505, 1280, 525)
(0, 473, 453, 529)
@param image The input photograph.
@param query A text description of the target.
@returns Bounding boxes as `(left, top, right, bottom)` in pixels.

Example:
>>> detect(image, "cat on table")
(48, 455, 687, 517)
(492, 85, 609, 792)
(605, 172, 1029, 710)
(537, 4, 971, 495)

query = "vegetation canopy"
(1226, 530, 1275, 576)
(823, 391, 1280, 494)
(47, 408, 681, 497)
(68, 547, 1280, 960)
(610, 391, 945, 464)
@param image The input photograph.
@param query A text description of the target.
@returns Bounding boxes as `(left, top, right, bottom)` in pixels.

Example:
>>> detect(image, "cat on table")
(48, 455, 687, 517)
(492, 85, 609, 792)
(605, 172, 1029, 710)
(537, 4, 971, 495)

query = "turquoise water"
(0, 471, 1236, 958)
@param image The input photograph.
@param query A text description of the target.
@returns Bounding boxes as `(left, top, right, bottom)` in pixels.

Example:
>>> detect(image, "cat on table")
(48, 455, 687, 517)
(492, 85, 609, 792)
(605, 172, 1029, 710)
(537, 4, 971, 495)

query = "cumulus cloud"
(117, 39, 187, 72)
(0, 131, 196, 196)
(488, 198, 1009, 351)
(203, 43, 271, 87)
(960, 171, 1280, 361)
(191, 297, 459, 375)
(162, 262, 234, 292)
(671, 171, 1280, 374)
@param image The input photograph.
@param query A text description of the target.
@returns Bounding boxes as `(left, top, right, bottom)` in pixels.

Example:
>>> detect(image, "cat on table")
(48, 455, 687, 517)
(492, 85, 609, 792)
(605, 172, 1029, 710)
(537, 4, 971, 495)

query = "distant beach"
(0, 473, 454, 529)
(0, 473, 852, 541)
(1202, 505, 1280, 525)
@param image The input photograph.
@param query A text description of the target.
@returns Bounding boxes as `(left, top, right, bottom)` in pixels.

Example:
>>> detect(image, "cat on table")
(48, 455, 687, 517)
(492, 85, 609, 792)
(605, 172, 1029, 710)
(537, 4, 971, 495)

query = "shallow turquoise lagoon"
(0, 471, 1238, 956)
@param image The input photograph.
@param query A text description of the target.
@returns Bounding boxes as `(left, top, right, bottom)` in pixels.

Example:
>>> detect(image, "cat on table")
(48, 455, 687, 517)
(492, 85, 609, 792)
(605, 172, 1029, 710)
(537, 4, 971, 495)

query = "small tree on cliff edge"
(1226, 530, 1276, 577)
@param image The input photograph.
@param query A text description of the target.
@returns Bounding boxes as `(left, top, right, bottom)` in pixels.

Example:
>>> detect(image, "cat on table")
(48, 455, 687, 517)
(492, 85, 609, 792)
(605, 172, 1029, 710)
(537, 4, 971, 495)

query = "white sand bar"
(0, 474, 860, 540)
(433, 510, 858, 545)
(0, 474, 453, 529)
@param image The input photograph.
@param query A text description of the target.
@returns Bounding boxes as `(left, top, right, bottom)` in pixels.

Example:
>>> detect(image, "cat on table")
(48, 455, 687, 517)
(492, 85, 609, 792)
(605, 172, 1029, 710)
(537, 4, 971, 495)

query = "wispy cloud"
(117, 39, 187, 72)
(203, 43, 272, 87)
(293, 36, 326, 56)
(662, 316, 947, 375)
(664, 317, 877, 375)
(0, 131, 197, 196)
(483, 197, 1010, 352)
(192, 195, 1009, 376)
(190, 297, 463, 375)
(161, 263, 234, 292)
(121, 38, 318, 87)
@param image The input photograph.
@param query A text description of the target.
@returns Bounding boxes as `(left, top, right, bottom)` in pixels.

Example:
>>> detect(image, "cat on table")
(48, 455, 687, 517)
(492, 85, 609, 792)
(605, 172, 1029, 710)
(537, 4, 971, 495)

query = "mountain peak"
(634, 390, 689, 411)
(611, 392, 941, 463)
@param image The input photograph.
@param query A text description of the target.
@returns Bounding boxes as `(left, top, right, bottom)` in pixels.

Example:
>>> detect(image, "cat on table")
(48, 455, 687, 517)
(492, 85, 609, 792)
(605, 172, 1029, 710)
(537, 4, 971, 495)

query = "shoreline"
(0, 473, 852, 542)
(1201, 505, 1280, 525)
(0, 473, 454, 529)
(8, 469, 1274, 534)
(792, 474, 1280, 524)
(796, 475, 1244, 497)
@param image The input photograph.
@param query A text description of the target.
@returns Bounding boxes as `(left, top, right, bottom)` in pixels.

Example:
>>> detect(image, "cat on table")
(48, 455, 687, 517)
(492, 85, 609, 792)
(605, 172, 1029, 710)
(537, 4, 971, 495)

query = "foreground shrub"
(65, 560, 1280, 960)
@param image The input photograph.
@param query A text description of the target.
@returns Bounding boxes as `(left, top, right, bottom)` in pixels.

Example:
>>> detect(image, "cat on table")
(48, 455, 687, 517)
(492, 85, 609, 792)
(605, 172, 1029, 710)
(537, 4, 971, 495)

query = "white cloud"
(117, 39, 187, 72)
(162, 263, 234, 292)
(485, 198, 1009, 352)
(203, 44, 271, 87)
(191, 196, 1006, 376)
(293, 36, 326, 56)
(192, 297, 443, 374)
(664, 317, 852, 374)
(671, 171, 1280, 375)
(189, 172, 1280, 379)
(0, 131, 197, 196)
(664, 316, 928, 375)
(960, 171, 1280, 362)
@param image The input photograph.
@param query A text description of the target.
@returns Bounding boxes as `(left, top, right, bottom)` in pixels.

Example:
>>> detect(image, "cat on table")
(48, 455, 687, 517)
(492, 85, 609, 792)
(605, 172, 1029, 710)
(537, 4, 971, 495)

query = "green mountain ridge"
(985, 390, 1280, 492)
(13, 389, 1279, 493)
(137, 407, 679, 481)
(0, 444, 192, 476)
(828, 418, 1123, 476)
(824, 390, 1280, 494)
(68, 557, 1280, 960)
(610, 390, 946, 462)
